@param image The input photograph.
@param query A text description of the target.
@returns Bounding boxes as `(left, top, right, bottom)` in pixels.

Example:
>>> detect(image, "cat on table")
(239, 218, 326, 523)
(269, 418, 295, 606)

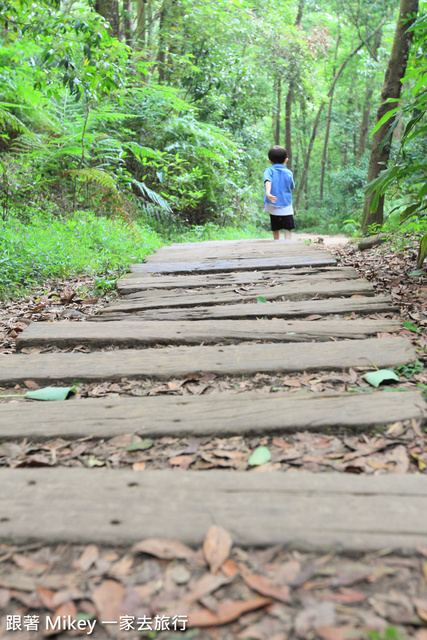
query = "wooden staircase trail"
(1, 237, 427, 553)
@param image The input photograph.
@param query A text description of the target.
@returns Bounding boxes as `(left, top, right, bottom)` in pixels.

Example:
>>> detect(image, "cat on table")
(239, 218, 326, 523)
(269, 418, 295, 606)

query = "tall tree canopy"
(0, 0, 425, 238)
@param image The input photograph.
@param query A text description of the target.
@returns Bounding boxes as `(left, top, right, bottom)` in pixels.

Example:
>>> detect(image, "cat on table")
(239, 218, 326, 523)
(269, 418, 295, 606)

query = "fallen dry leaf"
(242, 571, 291, 603)
(132, 538, 195, 561)
(187, 596, 272, 627)
(36, 587, 55, 610)
(91, 580, 125, 623)
(203, 525, 233, 574)
(221, 559, 239, 578)
(317, 626, 347, 640)
(184, 573, 231, 604)
(12, 554, 51, 574)
(75, 544, 99, 572)
(169, 454, 196, 469)
(109, 555, 133, 577)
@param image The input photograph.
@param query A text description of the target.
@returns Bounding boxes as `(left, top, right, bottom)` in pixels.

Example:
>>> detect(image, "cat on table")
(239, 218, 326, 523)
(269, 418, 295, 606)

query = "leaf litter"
(1, 530, 427, 638)
(0, 418, 425, 474)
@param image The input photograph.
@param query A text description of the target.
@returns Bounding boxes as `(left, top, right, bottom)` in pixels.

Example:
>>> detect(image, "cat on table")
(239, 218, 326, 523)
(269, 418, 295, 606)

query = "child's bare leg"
(284, 230, 292, 240)
(273, 230, 280, 240)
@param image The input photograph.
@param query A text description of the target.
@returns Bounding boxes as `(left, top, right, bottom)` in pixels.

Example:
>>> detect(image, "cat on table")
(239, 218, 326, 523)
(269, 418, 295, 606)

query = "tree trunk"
(319, 32, 340, 203)
(135, 0, 146, 49)
(157, 1, 167, 83)
(95, 0, 120, 37)
(361, 0, 418, 234)
(356, 85, 374, 163)
(123, 0, 133, 47)
(284, 0, 305, 168)
(285, 80, 293, 165)
(275, 76, 282, 145)
(356, 30, 383, 164)
(295, 40, 365, 210)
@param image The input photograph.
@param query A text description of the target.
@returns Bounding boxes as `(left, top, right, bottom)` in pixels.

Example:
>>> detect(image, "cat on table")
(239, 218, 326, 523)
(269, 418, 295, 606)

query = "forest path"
(1, 237, 427, 554)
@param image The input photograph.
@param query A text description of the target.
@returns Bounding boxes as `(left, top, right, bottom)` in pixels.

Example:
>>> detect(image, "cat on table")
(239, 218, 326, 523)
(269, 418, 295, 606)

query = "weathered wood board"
(90, 296, 395, 322)
(0, 338, 416, 385)
(16, 318, 400, 350)
(0, 390, 424, 441)
(101, 279, 374, 314)
(118, 266, 359, 292)
(145, 240, 329, 262)
(1, 468, 427, 551)
(130, 255, 336, 274)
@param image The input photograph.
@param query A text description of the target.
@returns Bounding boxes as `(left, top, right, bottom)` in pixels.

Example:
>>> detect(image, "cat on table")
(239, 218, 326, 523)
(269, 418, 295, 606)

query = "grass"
(0, 210, 162, 299)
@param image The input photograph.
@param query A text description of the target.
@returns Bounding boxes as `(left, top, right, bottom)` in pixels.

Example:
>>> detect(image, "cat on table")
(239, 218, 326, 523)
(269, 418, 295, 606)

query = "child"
(263, 145, 296, 240)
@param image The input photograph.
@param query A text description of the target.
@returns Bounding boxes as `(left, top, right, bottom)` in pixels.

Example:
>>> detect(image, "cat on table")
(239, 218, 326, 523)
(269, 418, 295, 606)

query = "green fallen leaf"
(248, 446, 271, 466)
(25, 386, 76, 401)
(408, 269, 426, 277)
(125, 439, 154, 452)
(402, 320, 419, 332)
(363, 370, 399, 388)
(256, 296, 267, 303)
(87, 455, 105, 467)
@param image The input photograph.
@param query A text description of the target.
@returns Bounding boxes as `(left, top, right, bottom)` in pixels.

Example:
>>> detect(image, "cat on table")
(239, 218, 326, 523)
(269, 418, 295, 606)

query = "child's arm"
(265, 180, 277, 204)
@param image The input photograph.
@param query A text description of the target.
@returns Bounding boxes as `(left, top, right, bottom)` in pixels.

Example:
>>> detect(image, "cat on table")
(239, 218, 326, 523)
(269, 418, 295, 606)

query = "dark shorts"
(270, 214, 296, 232)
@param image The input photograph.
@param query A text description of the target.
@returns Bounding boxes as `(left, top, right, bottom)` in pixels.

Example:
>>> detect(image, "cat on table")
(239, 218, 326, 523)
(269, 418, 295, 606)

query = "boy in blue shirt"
(263, 145, 296, 240)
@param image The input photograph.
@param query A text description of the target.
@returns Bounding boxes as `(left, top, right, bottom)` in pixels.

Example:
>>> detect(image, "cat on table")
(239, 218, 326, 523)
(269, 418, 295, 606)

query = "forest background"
(0, 0, 426, 298)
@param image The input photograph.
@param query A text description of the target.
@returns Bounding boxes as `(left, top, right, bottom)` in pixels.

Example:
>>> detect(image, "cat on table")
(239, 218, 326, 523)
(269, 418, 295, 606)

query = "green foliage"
(364, 13, 427, 265)
(367, 626, 407, 640)
(0, 209, 162, 299)
(395, 361, 424, 379)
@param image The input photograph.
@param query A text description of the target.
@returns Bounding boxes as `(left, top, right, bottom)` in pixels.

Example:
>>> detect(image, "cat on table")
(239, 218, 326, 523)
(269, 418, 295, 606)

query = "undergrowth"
(0, 210, 162, 299)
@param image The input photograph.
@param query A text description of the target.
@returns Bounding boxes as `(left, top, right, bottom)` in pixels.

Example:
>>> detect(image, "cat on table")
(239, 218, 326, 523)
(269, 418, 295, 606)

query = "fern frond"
(124, 141, 161, 161)
(67, 168, 119, 194)
(0, 106, 30, 135)
(132, 178, 172, 211)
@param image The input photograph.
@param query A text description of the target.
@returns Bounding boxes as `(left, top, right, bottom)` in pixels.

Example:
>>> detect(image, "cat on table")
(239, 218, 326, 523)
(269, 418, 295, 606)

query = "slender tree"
(284, 0, 305, 167)
(319, 30, 341, 202)
(95, 0, 120, 38)
(361, 0, 418, 233)
(295, 39, 367, 210)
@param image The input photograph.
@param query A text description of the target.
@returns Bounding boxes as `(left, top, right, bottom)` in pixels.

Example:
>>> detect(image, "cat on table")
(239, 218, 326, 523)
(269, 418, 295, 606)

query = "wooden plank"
(118, 267, 359, 293)
(1, 468, 427, 550)
(90, 296, 396, 322)
(0, 390, 424, 441)
(0, 338, 416, 385)
(130, 256, 336, 274)
(145, 241, 329, 263)
(16, 318, 400, 350)
(101, 279, 374, 314)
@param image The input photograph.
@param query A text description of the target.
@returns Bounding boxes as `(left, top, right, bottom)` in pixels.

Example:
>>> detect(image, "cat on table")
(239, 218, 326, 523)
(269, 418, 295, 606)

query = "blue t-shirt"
(263, 164, 295, 207)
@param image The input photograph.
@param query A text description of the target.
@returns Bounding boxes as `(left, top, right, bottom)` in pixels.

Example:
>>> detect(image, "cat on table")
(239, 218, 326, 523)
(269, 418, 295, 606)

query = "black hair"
(268, 145, 288, 164)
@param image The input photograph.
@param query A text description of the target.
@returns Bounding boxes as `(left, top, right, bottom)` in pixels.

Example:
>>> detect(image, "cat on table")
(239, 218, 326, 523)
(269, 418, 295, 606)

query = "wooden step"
(101, 279, 374, 314)
(90, 296, 395, 322)
(145, 240, 330, 262)
(130, 255, 336, 274)
(0, 338, 416, 385)
(118, 266, 359, 292)
(2, 468, 427, 551)
(16, 318, 399, 350)
(0, 390, 424, 441)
